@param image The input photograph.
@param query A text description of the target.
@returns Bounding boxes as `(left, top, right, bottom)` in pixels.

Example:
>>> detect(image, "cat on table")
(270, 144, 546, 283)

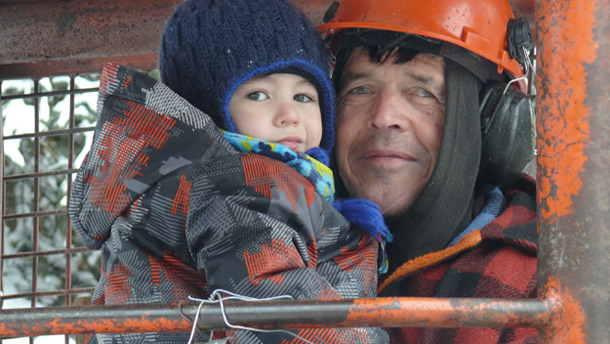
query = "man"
(319, 0, 538, 342)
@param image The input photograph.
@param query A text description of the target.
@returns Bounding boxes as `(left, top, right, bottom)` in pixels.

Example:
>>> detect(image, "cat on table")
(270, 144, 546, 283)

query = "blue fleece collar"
(447, 188, 507, 247)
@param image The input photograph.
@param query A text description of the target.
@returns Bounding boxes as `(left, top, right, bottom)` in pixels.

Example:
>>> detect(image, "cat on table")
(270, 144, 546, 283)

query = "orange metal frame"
(1, 0, 608, 343)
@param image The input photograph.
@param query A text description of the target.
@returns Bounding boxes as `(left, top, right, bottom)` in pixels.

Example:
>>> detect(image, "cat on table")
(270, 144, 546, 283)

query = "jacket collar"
(378, 179, 537, 294)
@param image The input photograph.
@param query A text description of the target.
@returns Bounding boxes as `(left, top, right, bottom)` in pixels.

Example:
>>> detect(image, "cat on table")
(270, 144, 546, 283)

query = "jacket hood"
(384, 59, 483, 266)
(69, 63, 233, 249)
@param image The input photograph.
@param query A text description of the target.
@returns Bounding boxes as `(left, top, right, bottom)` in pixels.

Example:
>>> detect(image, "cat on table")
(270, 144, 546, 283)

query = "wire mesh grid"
(1, 74, 101, 344)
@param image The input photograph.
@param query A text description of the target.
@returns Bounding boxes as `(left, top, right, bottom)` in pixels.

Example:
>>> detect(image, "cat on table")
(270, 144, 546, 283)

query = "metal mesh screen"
(1, 74, 101, 344)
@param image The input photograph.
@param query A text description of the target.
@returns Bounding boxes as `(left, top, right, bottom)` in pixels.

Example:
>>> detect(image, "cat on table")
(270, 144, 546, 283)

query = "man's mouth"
(361, 149, 416, 161)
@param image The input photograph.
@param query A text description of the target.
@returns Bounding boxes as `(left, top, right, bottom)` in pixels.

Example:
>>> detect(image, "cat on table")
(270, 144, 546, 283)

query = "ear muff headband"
(478, 81, 535, 188)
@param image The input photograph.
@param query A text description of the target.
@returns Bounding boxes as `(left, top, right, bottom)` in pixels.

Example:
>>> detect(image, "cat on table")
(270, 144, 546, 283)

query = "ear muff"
(477, 81, 535, 188)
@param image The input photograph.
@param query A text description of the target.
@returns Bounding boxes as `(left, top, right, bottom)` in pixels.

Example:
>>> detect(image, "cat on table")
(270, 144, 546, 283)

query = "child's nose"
(274, 103, 300, 127)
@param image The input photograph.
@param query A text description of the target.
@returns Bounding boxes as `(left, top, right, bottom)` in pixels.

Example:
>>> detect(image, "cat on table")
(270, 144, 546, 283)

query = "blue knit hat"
(159, 0, 335, 155)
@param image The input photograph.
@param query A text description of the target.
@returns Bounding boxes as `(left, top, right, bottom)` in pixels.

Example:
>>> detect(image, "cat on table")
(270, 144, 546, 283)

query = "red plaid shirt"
(379, 176, 538, 344)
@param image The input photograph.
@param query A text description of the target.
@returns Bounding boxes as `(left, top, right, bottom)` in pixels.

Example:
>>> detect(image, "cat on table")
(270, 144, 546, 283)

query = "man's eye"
(416, 88, 434, 98)
(344, 86, 370, 96)
(247, 91, 269, 101)
(414, 87, 446, 106)
(294, 94, 314, 103)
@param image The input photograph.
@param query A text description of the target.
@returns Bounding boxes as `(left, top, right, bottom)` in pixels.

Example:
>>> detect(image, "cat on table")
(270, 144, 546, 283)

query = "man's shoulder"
(447, 204, 537, 298)
(502, 174, 537, 205)
(479, 175, 537, 251)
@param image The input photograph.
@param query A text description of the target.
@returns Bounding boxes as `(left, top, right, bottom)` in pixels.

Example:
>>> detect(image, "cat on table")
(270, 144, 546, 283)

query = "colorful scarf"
(221, 130, 335, 203)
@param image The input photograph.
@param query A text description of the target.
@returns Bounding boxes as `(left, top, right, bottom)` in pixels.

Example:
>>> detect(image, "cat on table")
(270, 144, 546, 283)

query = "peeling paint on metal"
(536, 0, 597, 223)
(540, 277, 586, 343)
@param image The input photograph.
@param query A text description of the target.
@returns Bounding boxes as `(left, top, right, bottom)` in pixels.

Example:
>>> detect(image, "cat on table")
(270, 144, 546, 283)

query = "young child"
(70, 0, 390, 343)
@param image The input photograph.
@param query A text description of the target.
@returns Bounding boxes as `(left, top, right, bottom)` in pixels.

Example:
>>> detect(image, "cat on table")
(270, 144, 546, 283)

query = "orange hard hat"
(318, 0, 525, 78)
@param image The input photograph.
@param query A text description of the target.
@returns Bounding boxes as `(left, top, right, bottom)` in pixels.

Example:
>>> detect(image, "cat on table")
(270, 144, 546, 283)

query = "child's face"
(229, 73, 323, 153)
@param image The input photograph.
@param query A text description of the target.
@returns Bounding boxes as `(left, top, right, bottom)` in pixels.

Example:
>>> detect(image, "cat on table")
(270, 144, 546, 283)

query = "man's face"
(335, 49, 446, 216)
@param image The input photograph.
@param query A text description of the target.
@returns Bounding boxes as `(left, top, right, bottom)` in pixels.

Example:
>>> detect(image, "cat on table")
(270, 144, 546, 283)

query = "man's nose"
(368, 90, 409, 131)
(274, 102, 300, 127)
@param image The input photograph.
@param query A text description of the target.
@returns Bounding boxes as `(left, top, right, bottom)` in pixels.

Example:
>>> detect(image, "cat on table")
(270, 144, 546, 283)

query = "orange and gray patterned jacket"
(70, 63, 388, 343)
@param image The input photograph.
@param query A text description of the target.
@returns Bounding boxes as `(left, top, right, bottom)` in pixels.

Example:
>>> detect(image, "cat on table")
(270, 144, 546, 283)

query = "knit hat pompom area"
(159, 0, 335, 154)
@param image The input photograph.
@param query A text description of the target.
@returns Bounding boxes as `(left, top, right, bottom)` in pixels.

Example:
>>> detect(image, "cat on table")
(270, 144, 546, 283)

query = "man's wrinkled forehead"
(340, 48, 445, 95)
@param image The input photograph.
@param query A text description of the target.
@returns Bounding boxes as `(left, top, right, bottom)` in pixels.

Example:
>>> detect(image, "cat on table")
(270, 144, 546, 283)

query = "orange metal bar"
(0, 297, 550, 337)
(0, 0, 335, 79)
(536, 0, 610, 342)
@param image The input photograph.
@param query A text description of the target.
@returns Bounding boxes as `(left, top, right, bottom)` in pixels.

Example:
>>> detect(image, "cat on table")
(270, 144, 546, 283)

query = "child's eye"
(294, 94, 315, 103)
(247, 91, 269, 101)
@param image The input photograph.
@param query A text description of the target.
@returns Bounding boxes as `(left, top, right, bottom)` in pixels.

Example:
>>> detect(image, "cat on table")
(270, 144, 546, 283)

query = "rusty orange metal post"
(536, 0, 610, 342)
